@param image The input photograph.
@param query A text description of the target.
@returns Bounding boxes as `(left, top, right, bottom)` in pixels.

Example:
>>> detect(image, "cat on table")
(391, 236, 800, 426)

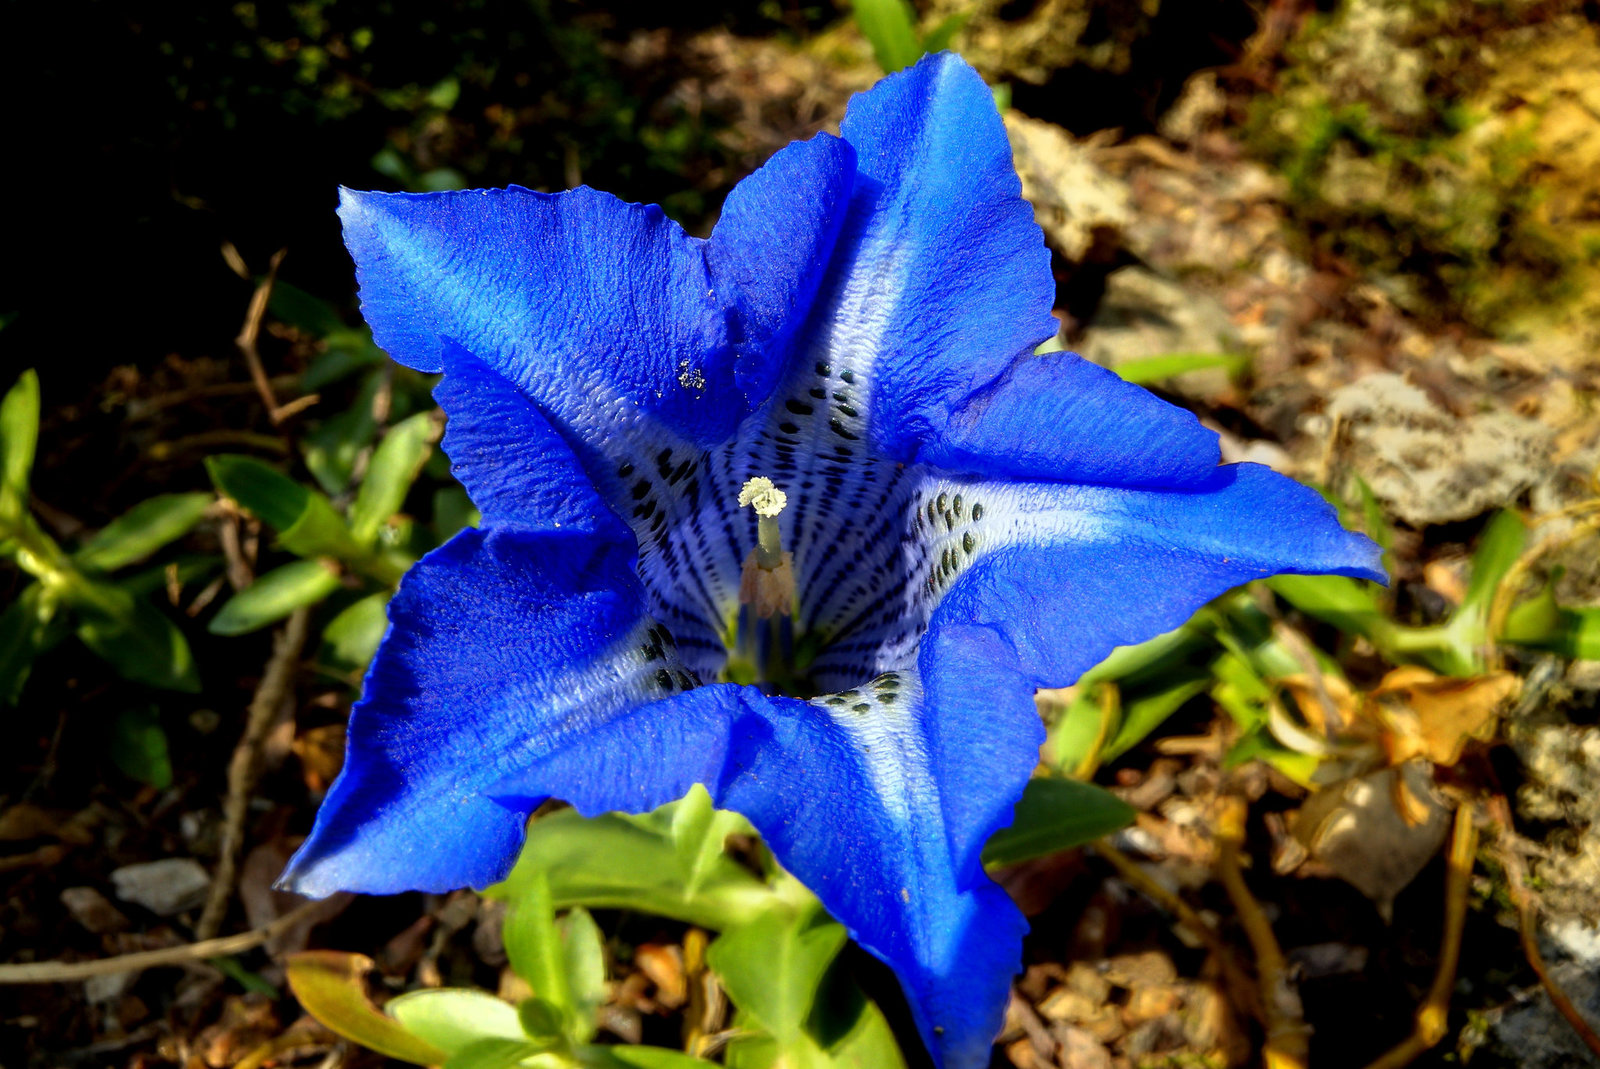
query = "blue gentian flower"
(281, 53, 1383, 1069)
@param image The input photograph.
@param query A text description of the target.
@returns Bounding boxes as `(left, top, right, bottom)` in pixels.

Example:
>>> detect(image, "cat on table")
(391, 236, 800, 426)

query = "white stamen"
(737, 476, 794, 618)
(738, 476, 787, 518)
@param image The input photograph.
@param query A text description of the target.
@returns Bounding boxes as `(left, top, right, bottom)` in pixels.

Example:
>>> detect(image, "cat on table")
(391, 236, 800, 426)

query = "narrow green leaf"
(209, 560, 343, 635)
(268, 279, 348, 337)
(503, 870, 572, 1017)
(0, 368, 40, 502)
(708, 902, 848, 1045)
(982, 777, 1136, 867)
(0, 583, 53, 705)
(444, 1038, 549, 1069)
(74, 493, 212, 572)
(1109, 352, 1247, 385)
(1268, 573, 1387, 638)
(1100, 675, 1211, 762)
(852, 0, 924, 73)
(285, 951, 447, 1066)
(433, 485, 480, 541)
(585, 1046, 714, 1068)
(1460, 510, 1527, 614)
(75, 590, 201, 692)
(318, 591, 391, 678)
(920, 11, 969, 52)
(109, 706, 173, 789)
(303, 332, 387, 390)
(303, 372, 382, 494)
(516, 997, 568, 1047)
(1502, 585, 1600, 659)
(349, 412, 435, 545)
(385, 989, 526, 1055)
(206, 455, 311, 532)
(489, 808, 776, 931)
(559, 908, 606, 1045)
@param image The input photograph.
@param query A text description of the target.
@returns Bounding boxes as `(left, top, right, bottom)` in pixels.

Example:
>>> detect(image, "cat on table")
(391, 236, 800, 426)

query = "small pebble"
(110, 858, 210, 916)
(59, 886, 130, 935)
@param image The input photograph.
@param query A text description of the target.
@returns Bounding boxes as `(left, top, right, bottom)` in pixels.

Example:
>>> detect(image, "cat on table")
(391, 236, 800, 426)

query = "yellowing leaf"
(285, 950, 447, 1066)
(1367, 666, 1519, 768)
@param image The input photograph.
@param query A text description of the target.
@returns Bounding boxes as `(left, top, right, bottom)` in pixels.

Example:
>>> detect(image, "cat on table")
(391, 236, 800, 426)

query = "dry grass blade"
(1361, 804, 1478, 1069)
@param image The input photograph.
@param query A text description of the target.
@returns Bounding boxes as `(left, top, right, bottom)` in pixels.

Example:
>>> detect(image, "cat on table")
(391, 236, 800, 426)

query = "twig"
(0, 899, 326, 983)
(1095, 839, 1264, 1025)
(1362, 804, 1478, 1069)
(235, 248, 319, 425)
(195, 608, 311, 940)
(1485, 796, 1600, 1059)
(1214, 796, 1308, 1069)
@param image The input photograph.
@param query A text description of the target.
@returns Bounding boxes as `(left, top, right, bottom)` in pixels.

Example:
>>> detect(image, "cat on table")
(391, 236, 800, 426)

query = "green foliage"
(982, 778, 1136, 867)
(1110, 352, 1249, 386)
(852, 0, 969, 74)
(0, 371, 208, 701)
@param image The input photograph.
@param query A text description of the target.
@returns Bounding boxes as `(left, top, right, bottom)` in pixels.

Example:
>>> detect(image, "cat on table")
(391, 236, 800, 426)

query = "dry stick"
(194, 607, 312, 941)
(1486, 796, 1600, 1059)
(0, 899, 326, 984)
(1094, 839, 1264, 1025)
(1214, 796, 1308, 1069)
(235, 248, 319, 425)
(1361, 805, 1478, 1069)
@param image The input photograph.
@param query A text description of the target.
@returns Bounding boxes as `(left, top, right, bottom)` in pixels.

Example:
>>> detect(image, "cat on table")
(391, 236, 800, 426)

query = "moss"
(1243, 0, 1590, 332)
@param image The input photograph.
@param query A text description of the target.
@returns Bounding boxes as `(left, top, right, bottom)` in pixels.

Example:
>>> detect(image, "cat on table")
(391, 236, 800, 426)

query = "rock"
(1510, 721, 1600, 923)
(1004, 112, 1130, 262)
(84, 970, 137, 1004)
(110, 858, 211, 917)
(1325, 373, 1552, 526)
(1077, 267, 1241, 402)
(1477, 959, 1600, 1068)
(1293, 760, 1452, 915)
(59, 886, 130, 935)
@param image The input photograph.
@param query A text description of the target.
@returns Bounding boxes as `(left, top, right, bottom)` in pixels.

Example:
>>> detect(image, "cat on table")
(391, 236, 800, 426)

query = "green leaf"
(318, 591, 391, 678)
(1077, 624, 1212, 689)
(74, 493, 212, 572)
(75, 588, 200, 692)
(1109, 352, 1248, 385)
(1100, 675, 1211, 762)
(434, 485, 480, 541)
(503, 870, 573, 1018)
(285, 951, 447, 1066)
(385, 989, 527, 1055)
(1502, 584, 1600, 659)
(585, 1047, 713, 1068)
(1460, 510, 1527, 614)
(0, 582, 54, 705)
(303, 331, 387, 390)
(0, 368, 40, 505)
(722, 955, 907, 1069)
(206, 455, 312, 531)
(1268, 573, 1388, 639)
(670, 783, 756, 899)
(268, 279, 348, 337)
(209, 560, 343, 635)
(982, 777, 1136, 867)
(852, 0, 924, 73)
(350, 412, 435, 545)
(302, 372, 382, 494)
(516, 998, 568, 1047)
(559, 908, 606, 1045)
(109, 706, 173, 789)
(709, 902, 847, 1045)
(444, 1038, 549, 1069)
(920, 11, 969, 52)
(489, 808, 776, 931)
(207, 455, 361, 560)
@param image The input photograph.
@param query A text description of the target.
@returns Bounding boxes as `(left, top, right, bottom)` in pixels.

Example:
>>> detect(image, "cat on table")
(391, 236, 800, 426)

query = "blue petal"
(930, 463, 1387, 687)
(803, 52, 1058, 461)
(915, 351, 1223, 487)
(714, 649, 1039, 1069)
(434, 343, 633, 540)
(278, 523, 726, 897)
(708, 134, 858, 404)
